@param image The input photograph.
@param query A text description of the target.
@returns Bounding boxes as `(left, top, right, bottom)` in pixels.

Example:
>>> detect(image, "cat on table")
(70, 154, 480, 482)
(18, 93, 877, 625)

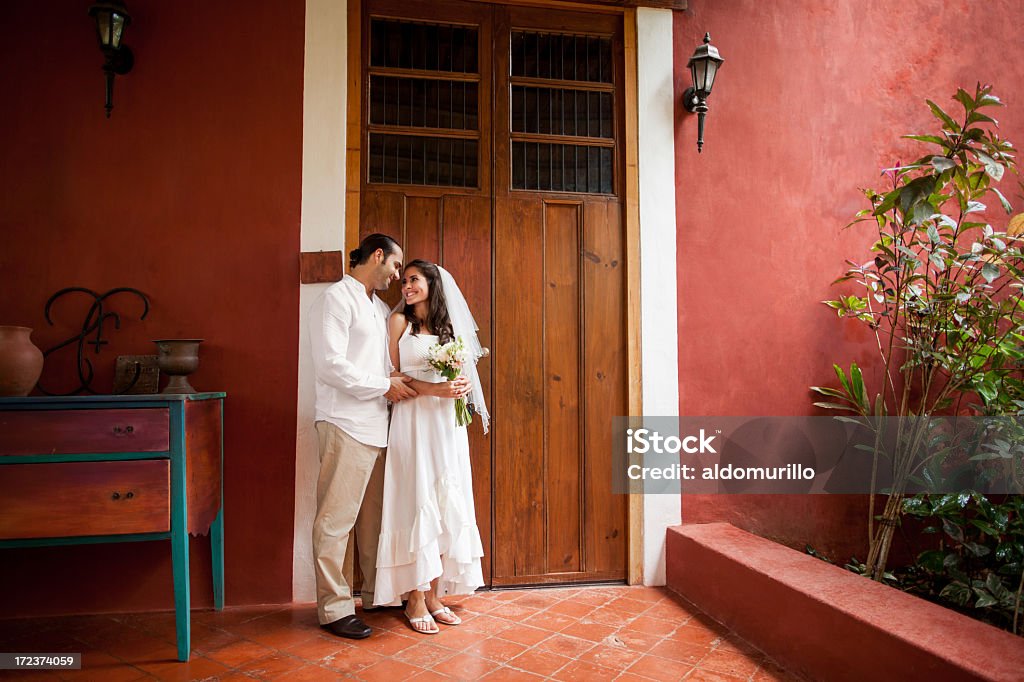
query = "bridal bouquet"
(426, 336, 473, 427)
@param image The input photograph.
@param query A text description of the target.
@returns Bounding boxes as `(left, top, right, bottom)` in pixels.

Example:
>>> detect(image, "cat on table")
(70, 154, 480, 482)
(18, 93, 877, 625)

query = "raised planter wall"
(666, 522, 1024, 682)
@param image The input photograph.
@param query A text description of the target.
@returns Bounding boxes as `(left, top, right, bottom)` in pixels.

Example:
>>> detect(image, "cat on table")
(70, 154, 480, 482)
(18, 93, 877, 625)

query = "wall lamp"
(88, 1, 134, 118)
(682, 33, 724, 153)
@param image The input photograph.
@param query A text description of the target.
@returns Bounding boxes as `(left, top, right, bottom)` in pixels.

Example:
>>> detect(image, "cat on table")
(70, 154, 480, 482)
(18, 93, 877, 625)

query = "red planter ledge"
(666, 522, 1024, 682)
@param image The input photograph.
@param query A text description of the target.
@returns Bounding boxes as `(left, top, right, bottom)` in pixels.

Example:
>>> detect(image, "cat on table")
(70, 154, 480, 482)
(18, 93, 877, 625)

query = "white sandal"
(405, 610, 439, 635)
(430, 606, 462, 626)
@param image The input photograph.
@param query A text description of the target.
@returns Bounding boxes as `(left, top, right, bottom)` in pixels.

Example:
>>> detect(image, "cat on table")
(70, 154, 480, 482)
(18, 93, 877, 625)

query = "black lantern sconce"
(682, 33, 724, 153)
(88, 1, 134, 118)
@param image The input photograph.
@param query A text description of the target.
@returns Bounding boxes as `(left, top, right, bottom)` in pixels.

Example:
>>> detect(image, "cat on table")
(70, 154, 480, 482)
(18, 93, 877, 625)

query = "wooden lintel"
(299, 251, 346, 284)
(465, 0, 686, 11)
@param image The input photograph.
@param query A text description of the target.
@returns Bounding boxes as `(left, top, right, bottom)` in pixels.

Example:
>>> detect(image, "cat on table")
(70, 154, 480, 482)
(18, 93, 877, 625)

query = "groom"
(308, 233, 416, 639)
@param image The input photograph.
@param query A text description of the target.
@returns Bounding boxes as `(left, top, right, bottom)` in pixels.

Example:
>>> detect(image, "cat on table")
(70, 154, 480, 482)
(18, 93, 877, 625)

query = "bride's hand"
(435, 376, 470, 399)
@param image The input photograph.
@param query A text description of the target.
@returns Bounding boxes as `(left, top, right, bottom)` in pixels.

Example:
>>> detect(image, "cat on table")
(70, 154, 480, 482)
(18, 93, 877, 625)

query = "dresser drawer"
(0, 408, 169, 456)
(0, 460, 170, 539)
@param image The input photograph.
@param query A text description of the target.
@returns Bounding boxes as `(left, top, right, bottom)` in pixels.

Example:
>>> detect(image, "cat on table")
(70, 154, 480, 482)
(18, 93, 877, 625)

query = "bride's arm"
(389, 312, 467, 399)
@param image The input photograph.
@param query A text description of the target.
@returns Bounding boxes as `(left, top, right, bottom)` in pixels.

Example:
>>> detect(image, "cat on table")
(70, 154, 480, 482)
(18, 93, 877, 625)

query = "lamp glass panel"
(703, 60, 719, 94)
(692, 60, 708, 94)
(95, 10, 112, 46)
(111, 13, 125, 48)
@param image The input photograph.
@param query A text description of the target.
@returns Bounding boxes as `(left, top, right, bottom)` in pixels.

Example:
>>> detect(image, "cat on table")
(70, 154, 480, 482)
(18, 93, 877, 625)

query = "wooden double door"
(359, 0, 627, 585)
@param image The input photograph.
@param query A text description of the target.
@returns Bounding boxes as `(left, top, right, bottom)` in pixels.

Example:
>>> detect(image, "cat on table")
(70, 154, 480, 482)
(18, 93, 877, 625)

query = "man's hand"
(385, 375, 417, 402)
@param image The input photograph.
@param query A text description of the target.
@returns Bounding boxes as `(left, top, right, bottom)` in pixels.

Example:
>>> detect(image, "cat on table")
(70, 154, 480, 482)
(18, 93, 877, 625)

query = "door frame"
(344, 0, 646, 585)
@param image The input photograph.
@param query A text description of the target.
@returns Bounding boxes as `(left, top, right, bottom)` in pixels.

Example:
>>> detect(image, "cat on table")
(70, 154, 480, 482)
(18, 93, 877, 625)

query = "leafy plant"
(901, 493, 1024, 635)
(812, 84, 1024, 580)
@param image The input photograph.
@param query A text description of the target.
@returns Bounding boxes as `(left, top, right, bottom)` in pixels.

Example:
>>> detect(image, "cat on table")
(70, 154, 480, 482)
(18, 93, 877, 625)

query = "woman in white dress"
(373, 260, 488, 634)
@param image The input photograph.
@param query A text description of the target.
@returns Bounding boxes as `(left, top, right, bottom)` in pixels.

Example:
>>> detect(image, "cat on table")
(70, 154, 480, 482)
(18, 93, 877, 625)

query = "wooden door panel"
(544, 202, 583, 575)
(493, 197, 546, 579)
(583, 198, 626, 576)
(440, 194, 493, 585)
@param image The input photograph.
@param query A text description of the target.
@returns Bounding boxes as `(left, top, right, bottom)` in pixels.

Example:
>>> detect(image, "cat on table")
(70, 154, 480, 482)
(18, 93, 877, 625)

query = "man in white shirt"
(309, 233, 416, 639)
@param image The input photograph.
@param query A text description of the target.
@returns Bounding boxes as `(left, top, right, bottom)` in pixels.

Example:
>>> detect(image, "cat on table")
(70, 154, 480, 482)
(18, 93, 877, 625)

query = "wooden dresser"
(0, 393, 226, 662)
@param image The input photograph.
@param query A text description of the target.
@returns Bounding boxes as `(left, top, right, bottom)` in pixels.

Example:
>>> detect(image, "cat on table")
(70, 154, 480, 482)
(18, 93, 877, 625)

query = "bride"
(373, 259, 488, 634)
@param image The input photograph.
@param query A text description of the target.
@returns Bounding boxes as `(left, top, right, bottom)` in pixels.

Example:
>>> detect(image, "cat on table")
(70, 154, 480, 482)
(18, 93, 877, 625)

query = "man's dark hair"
(349, 233, 400, 269)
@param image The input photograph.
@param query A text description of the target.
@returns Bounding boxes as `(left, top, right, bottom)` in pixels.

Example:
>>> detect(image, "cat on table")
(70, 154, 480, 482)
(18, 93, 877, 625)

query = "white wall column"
(636, 7, 681, 586)
(294, 0, 348, 602)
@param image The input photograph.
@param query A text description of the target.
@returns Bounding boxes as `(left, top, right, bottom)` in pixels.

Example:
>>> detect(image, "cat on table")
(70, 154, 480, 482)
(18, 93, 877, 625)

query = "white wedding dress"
(373, 324, 485, 606)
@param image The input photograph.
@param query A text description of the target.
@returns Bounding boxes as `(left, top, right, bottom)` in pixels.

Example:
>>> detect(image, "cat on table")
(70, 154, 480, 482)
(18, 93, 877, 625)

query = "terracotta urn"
(0, 326, 45, 397)
(153, 339, 203, 394)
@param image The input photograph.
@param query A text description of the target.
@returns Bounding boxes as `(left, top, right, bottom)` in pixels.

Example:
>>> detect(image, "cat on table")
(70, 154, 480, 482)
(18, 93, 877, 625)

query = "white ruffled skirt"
(373, 378, 484, 606)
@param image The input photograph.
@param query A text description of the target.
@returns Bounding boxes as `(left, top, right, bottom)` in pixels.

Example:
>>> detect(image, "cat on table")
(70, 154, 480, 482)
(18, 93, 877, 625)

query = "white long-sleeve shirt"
(309, 275, 392, 447)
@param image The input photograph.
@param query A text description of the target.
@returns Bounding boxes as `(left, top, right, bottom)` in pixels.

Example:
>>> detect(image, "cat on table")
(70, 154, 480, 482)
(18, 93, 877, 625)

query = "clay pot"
(153, 339, 203, 394)
(0, 326, 45, 397)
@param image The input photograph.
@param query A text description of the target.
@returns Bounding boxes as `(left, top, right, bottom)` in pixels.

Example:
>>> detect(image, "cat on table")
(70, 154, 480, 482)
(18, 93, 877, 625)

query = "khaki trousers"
(313, 421, 386, 624)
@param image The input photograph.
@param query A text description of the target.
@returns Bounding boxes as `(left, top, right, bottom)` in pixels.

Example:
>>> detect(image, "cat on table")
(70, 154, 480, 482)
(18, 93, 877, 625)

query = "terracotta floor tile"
(490, 591, 527, 602)
(464, 636, 528, 663)
(648, 640, 712, 666)
(189, 624, 243, 655)
(617, 673, 661, 682)
(459, 614, 513, 637)
(607, 596, 655, 615)
(281, 632, 353, 662)
(512, 593, 563, 610)
(544, 599, 597, 619)
(697, 649, 764, 678)
(626, 653, 696, 682)
(643, 601, 699, 623)
(578, 641, 645, 671)
(354, 657, 426, 681)
(520, 610, 577, 632)
(494, 624, 552, 648)
(62, 652, 152, 682)
(665, 625, 721, 648)
(551, 658, 619, 682)
(357, 630, 418, 657)
(399, 641, 458, 668)
(320, 646, 385, 675)
(479, 666, 547, 681)
(624, 615, 679, 638)
(610, 628, 664, 653)
(203, 639, 278, 668)
(683, 667, 749, 682)
(235, 651, 309, 679)
(136, 654, 231, 681)
(408, 669, 456, 682)
(537, 633, 597, 659)
(436, 651, 501, 680)
(431, 625, 487, 652)
(560, 621, 618, 643)
(262, 663, 337, 681)
(506, 648, 573, 677)
(626, 587, 670, 603)
(585, 606, 640, 627)
(487, 603, 536, 621)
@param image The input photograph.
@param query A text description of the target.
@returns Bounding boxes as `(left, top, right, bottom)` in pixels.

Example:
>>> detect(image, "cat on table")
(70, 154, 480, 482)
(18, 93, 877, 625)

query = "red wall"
(0, 0, 304, 614)
(674, 0, 1024, 560)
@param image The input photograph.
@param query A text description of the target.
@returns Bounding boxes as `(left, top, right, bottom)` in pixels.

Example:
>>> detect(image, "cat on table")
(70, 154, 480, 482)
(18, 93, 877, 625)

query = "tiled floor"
(0, 586, 800, 681)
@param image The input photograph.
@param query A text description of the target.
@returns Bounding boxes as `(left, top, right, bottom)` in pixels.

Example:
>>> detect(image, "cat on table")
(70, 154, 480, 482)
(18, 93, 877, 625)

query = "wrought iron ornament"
(38, 287, 150, 395)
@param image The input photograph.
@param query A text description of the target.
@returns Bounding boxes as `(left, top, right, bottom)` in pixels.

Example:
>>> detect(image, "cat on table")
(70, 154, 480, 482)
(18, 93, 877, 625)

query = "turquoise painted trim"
(211, 508, 225, 610)
(0, 532, 170, 549)
(212, 400, 225, 610)
(168, 401, 191, 662)
(0, 452, 170, 465)
(0, 393, 226, 406)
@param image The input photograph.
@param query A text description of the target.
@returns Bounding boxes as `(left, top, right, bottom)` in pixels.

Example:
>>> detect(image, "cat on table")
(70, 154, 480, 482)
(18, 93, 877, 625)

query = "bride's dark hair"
(402, 260, 454, 345)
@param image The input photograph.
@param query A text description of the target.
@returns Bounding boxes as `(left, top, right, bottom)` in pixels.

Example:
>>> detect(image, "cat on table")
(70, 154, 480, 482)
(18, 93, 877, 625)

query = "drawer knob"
(111, 491, 134, 500)
(112, 425, 135, 435)
(111, 492, 120, 500)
